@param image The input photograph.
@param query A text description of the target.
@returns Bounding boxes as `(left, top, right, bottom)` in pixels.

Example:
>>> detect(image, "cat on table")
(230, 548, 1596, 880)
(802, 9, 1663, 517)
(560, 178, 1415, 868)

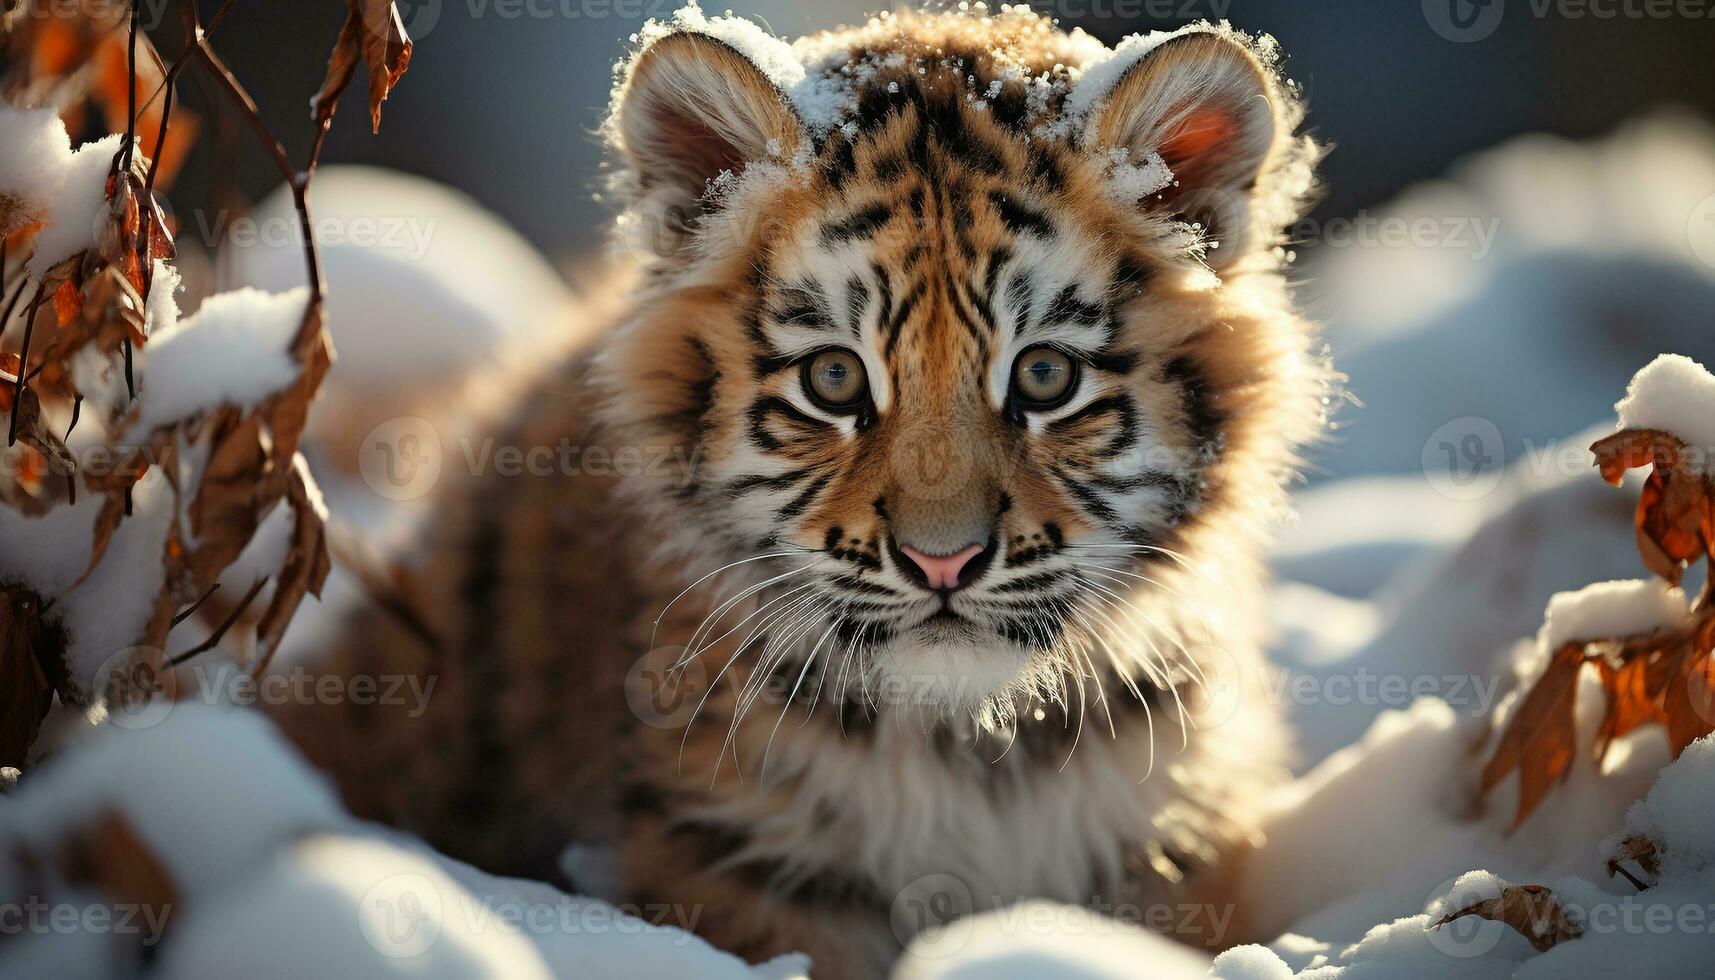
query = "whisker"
(650, 550, 812, 648)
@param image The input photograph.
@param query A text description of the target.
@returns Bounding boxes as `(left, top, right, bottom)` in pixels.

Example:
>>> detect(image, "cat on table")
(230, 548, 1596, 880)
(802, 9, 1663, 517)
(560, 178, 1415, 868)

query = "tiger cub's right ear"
(612, 32, 804, 239)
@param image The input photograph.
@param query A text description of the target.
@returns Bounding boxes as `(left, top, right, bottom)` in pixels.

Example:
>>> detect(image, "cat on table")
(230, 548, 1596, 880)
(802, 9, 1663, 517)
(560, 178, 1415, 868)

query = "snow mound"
(0, 706, 808, 979)
(1615, 354, 1715, 460)
(1616, 736, 1715, 878)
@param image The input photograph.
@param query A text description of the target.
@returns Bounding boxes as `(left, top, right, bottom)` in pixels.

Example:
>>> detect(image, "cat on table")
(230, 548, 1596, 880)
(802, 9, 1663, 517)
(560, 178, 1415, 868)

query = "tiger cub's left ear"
(1087, 30, 1285, 266)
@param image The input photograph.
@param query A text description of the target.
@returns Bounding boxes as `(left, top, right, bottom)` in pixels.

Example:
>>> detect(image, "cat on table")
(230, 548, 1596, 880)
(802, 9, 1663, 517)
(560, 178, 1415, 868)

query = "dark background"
(163, 0, 1715, 263)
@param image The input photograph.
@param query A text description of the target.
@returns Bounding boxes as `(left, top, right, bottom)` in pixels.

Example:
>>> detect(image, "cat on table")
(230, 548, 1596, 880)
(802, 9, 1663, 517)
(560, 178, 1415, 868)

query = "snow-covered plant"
(0, 0, 412, 771)
(1436, 354, 1715, 950)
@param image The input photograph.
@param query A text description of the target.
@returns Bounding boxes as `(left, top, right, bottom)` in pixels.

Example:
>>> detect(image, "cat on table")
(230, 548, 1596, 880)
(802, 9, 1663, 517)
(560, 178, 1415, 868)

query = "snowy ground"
(6, 98, 1715, 980)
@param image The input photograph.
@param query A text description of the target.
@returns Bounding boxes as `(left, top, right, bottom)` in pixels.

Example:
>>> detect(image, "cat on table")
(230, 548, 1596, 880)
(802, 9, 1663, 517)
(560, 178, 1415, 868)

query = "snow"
(1616, 737, 1715, 878)
(1061, 26, 1196, 123)
(896, 903, 1211, 979)
(1615, 354, 1715, 462)
(25, 133, 127, 277)
(1103, 147, 1175, 204)
(0, 477, 174, 703)
(624, 3, 830, 133)
(0, 706, 810, 979)
(0, 105, 74, 227)
(129, 285, 310, 435)
(1306, 113, 1715, 482)
(1537, 579, 1688, 653)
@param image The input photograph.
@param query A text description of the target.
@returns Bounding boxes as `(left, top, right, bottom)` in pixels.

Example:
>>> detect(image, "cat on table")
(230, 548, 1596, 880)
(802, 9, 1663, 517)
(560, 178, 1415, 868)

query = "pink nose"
(898, 543, 986, 591)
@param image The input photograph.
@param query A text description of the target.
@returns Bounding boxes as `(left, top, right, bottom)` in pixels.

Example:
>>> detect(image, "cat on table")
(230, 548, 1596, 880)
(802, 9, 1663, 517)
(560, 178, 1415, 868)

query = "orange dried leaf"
(52, 277, 84, 326)
(1591, 429, 1715, 585)
(1432, 884, 1583, 953)
(1592, 429, 1683, 486)
(1482, 644, 1584, 828)
(1595, 654, 1667, 762)
(1663, 642, 1715, 757)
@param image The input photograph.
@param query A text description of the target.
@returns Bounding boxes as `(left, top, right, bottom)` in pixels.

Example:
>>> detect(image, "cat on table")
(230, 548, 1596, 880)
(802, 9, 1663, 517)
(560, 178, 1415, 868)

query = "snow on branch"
(0, 0, 413, 770)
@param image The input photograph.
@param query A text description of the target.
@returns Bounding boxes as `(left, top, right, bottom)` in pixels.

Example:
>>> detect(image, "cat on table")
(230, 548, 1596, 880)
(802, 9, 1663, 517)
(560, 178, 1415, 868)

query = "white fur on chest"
(705, 715, 1200, 909)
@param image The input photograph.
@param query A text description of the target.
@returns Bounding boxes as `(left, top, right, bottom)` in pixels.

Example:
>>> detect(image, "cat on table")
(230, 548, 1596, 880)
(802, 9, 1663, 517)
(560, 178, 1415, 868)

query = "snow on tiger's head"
(594, 4, 1328, 715)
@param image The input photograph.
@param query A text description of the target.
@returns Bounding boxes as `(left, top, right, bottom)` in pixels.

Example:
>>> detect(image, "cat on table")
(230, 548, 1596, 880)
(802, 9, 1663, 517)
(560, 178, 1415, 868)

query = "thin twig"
(7, 284, 45, 446)
(167, 577, 266, 667)
(0, 271, 29, 347)
(170, 583, 220, 627)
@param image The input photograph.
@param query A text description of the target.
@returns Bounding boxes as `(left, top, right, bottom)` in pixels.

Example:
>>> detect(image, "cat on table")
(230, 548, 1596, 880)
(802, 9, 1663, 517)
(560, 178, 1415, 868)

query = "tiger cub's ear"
(1087, 30, 1283, 267)
(613, 32, 804, 251)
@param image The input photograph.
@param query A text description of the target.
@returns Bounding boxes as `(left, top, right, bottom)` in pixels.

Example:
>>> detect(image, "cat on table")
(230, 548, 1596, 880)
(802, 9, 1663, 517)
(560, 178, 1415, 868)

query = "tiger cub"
(273, 7, 1326, 977)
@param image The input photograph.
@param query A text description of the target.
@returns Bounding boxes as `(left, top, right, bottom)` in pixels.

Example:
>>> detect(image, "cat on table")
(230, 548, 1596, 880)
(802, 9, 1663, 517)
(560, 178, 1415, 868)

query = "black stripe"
(989, 191, 1054, 238)
(1045, 284, 1107, 327)
(883, 279, 924, 357)
(845, 276, 871, 335)
(447, 497, 509, 826)
(1054, 467, 1120, 525)
(1048, 395, 1139, 460)
(821, 203, 894, 244)
(770, 283, 834, 329)
(726, 468, 807, 496)
(776, 471, 833, 522)
(747, 396, 830, 452)
(1164, 355, 1224, 455)
(945, 270, 994, 362)
(993, 570, 1064, 593)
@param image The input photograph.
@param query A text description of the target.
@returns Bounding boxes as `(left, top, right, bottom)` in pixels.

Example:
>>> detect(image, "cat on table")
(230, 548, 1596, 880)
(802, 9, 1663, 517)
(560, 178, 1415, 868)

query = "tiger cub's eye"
(803, 349, 868, 411)
(1011, 347, 1077, 407)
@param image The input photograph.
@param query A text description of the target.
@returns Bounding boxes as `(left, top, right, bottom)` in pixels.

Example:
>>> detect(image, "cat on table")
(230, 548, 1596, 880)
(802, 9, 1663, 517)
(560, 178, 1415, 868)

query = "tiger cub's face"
(601, 11, 1314, 714)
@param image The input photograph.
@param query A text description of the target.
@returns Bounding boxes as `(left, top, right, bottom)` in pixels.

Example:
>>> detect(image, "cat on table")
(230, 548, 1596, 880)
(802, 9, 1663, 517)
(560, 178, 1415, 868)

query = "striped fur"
(273, 9, 1329, 977)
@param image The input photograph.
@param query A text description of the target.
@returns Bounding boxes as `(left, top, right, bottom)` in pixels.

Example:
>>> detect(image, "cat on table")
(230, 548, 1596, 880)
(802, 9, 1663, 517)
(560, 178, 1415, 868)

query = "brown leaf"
(1594, 653, 1667, 762)
(1662, 638, 1715, 756)
(55, 809, 177, 947)
(1591, 429, 1714, 586)
(313, 1, 413, 133)
(0, 587, 58, 770)
(1605, 834, 1662, 890)
(1481, 643, 1584, 828)
(1432, 884, 1583, 953)
(253, 456, 332, 667)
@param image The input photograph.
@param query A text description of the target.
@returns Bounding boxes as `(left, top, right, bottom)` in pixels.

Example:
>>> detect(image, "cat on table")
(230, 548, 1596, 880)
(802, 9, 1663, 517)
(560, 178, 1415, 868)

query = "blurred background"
(206, 0, 1715, 259)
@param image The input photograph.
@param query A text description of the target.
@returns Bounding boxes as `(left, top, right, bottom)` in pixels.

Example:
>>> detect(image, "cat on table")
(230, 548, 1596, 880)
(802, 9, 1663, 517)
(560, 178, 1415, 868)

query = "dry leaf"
(1605, 834, 1662, 890)
(0, 588, 59, 769)
(1594, 652, 1667, 762)
(1432, 884, 1583, 953)
(1591, 429, 1714, 585)
(253, 457, 332, 666)
(313, 0, 413, 133)
(55, 808, 177, 947)
(1481, 644, 1584, 828)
